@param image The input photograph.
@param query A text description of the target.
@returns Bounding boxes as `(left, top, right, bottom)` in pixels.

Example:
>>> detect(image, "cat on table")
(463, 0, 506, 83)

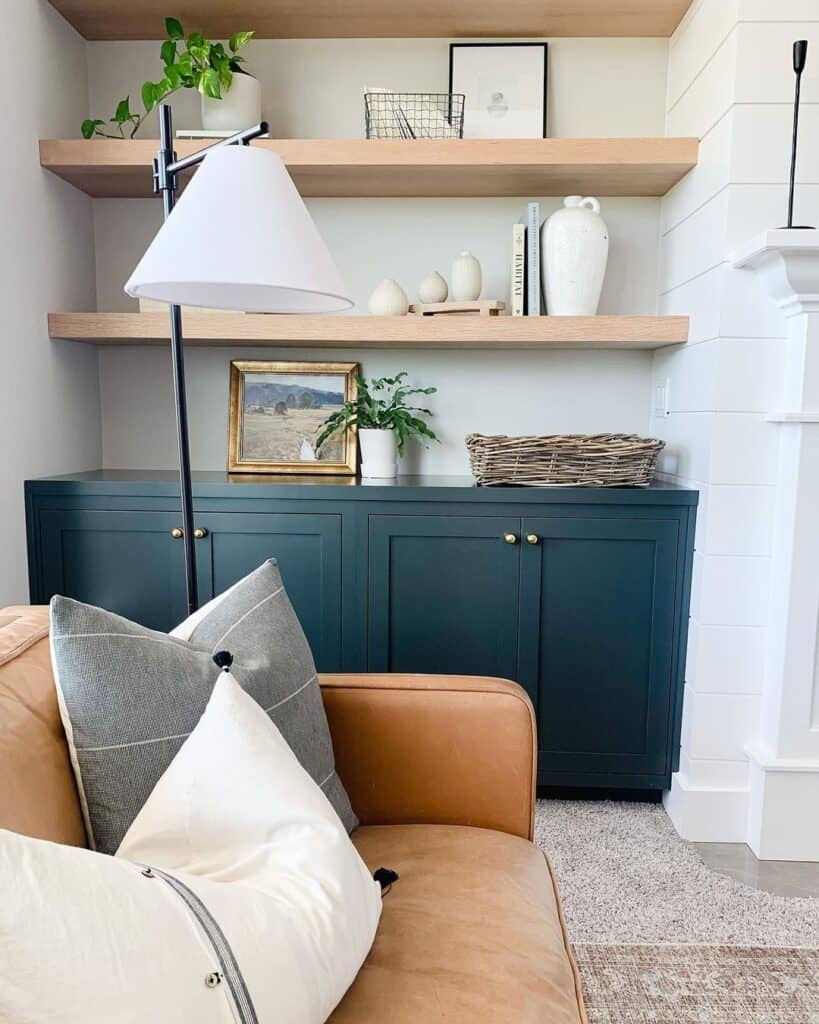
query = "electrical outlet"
(654, 378, 671, 418)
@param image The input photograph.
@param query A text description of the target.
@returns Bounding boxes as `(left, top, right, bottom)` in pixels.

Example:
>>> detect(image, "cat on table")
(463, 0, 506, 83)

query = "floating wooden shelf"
(47, 1, 693, 40)
(48, 312, 689, 350)
(39, 137, 698, 199)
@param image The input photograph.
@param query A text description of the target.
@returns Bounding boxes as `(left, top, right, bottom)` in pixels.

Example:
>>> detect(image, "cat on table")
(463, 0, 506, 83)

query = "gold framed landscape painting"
(228, 360, 359, 475)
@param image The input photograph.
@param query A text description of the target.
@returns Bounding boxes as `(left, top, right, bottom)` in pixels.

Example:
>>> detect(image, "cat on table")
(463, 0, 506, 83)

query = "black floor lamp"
(125, 103, 352, 616)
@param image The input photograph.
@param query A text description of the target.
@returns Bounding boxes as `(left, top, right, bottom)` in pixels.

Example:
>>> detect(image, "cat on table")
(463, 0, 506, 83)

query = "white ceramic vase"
(368, 278, 409, 316)
(201, 73, 263, 132)
(359, 429, 398, 479)
(541, 196, 609, 316)
(451, 251, 482, 301)
(418, 271, 448, 303)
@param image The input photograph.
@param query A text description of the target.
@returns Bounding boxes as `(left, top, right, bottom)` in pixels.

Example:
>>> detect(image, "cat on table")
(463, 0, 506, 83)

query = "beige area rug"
(535, 801, 819, 1024)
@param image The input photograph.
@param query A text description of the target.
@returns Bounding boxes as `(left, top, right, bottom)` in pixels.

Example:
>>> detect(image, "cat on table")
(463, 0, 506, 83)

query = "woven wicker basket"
(465, 433, 665, 487)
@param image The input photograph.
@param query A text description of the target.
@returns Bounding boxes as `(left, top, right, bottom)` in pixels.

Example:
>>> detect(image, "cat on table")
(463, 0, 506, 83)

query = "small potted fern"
(315, 373, 438, 479)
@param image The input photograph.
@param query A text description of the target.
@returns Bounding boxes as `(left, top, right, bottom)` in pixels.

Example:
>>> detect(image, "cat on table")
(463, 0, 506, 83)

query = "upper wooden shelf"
(48, 312, 689, 350)
(40, 137, 698, 199)
(48, 1, 693, 39)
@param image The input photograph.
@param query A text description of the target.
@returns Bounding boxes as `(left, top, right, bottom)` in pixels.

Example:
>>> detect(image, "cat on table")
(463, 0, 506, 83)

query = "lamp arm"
(166, 121, 270, 177)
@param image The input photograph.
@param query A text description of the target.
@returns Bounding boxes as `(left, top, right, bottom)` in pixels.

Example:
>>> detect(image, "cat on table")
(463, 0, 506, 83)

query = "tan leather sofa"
(0, 605, 587, 1023)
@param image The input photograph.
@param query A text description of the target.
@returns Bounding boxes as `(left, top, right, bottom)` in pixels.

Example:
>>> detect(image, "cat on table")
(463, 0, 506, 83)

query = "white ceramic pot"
(368, 278, 409, 316)
(201, 72, 262, 132)
(541, 196, 609, 316)
(418, 271, 448, 304)
(451, 251, 482, 301)
(359, 429, 398, 478)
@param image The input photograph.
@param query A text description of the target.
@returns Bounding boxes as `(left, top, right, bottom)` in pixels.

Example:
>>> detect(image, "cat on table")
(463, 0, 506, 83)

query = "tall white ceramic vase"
(541, 196, 609, 315)
(201, 73, 263, 133)
(359, 429, 398, 479)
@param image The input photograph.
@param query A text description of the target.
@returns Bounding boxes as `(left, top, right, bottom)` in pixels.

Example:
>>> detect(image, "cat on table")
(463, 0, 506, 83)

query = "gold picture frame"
(228, 360, 359, 475)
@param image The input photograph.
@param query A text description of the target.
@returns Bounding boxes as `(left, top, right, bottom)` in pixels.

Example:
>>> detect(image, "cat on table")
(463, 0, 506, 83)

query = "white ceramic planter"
(368, 278, 409, 316)
(541, 196, 609, 316)
(201, 73, 262, 133)
(359, 429, 398, 479)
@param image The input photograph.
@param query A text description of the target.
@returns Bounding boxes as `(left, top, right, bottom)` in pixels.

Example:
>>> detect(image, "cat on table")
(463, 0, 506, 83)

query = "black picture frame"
(448, 42, 548, 139)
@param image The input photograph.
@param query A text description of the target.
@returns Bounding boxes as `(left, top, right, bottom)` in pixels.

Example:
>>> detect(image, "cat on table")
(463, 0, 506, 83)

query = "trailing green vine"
(82, 18, 254, 139)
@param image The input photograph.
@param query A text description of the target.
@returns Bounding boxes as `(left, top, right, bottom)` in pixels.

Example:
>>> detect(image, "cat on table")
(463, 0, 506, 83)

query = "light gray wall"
(87, 36, 668, 473)
(0, 2, 101, 605)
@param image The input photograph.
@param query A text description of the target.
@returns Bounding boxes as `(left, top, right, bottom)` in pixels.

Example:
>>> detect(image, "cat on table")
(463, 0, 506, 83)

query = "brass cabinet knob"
(526, 533, 540, 545)
(170, 527, 183, 539)
(193, 528, 208, 539)
(504, 533, 518, 545)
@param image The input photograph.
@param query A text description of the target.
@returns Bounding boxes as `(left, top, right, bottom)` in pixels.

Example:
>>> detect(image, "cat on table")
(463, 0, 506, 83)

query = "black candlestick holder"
(784, 39, 814, 229)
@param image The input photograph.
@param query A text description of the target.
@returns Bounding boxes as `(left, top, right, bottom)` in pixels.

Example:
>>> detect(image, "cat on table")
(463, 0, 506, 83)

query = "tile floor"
(696, 842, 819, 898)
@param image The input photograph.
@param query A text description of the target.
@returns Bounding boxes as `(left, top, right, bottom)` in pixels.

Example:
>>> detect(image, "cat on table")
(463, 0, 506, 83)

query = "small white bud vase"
(201, 73, 263, 132)
(541, 196, 609, 316)
(450, 251, 482, 301)
(368, 278, 409, 316)
(359, 429, 398, 479)
(418, 271, 448, 303)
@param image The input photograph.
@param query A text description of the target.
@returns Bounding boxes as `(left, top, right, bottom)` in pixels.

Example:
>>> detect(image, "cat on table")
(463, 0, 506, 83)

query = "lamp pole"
(152, 103, 269, 615)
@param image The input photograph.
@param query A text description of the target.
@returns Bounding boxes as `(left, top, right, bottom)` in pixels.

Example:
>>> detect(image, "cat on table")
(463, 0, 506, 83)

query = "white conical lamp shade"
(125, 146, 352, 313)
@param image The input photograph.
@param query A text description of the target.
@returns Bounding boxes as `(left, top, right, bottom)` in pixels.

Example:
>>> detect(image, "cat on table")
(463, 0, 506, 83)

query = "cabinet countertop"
(26, 470, 698, 505)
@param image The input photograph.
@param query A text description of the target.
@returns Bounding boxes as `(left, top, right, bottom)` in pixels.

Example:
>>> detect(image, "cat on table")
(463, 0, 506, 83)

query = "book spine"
(511, 224, 525, 317)
(527, 202, 540, 316)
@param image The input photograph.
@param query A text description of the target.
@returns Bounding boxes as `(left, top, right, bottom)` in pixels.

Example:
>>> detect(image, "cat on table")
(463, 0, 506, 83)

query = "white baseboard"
(747, 744, 819, 861)
(663, 771, 749, 843)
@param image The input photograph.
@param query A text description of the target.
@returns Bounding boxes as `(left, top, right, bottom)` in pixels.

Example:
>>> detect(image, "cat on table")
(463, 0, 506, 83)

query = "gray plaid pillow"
(50, 559, 356, 853)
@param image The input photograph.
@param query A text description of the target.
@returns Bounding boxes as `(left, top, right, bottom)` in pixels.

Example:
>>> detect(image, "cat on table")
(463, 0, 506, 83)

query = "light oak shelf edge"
(47, 1, 694, 40)
(39, 137, 699, 199)
(48, 312, 690, 350)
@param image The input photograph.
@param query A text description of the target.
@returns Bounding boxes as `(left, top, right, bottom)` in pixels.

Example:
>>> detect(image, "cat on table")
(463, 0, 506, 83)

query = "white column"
(733, 230, 819, 860)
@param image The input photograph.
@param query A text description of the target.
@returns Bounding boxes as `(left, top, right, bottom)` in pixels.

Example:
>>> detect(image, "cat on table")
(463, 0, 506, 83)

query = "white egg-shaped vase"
(359, 429, 398, 478)
(201, 73, 263, 132)
(368, 278, 409, 316)
(451, 251, 482, 301)
(541, 196, 609, 316)
(418, 271, 448, 304)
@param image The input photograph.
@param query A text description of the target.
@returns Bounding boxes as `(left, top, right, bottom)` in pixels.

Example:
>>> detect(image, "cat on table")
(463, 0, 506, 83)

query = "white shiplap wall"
(654, 0, 819, 842)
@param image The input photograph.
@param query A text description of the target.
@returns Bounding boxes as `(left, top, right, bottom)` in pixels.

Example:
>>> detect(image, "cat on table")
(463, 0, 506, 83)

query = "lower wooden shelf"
(48, 312, 689, 350)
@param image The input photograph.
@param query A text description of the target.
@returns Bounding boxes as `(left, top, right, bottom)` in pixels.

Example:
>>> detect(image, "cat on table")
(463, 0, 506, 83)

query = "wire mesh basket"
(365, 92, 465, 139)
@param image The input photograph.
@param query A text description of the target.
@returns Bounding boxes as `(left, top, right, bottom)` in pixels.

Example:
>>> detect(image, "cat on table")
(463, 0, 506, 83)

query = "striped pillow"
(50, 559, 356, 853)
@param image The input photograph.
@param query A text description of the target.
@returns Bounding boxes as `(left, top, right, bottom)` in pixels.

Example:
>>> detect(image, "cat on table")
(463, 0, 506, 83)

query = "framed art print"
(449, 42, 548, 139)
(228, 360, 359, 475)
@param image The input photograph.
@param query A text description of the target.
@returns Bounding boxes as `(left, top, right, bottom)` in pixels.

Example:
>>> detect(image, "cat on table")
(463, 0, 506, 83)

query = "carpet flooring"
(534, 800, 819, 1024)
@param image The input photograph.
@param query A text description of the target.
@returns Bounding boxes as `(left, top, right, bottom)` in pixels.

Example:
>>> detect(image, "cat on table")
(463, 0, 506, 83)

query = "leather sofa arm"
(319, 674, 536, 841)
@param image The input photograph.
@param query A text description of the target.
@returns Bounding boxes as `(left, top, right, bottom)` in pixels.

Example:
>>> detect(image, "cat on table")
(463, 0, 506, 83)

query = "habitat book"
(510, 223, 525, 316)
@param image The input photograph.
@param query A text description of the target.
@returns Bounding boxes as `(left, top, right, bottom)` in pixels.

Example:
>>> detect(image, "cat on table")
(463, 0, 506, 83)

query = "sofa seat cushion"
(332, 824, 586, 1024)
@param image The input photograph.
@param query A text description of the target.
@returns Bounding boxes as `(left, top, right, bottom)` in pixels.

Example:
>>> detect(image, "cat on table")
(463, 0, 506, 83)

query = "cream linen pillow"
(0, 668, 381, 1024)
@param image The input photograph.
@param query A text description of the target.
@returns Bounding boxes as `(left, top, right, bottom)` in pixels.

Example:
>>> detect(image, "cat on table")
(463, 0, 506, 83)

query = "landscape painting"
(228, 361, 359, 475)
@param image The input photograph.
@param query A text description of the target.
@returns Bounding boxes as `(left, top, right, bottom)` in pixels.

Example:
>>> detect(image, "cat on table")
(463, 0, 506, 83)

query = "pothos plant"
(315, 373, 439, 456)
(82, 18, 254, 139)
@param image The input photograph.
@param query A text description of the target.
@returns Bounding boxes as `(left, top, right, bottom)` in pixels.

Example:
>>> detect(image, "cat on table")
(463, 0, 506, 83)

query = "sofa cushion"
(0, 607, 86, 846)
(50, 560, 356, 854)
(0, 669, 381, 1024)
(333, 824, 587, 1024)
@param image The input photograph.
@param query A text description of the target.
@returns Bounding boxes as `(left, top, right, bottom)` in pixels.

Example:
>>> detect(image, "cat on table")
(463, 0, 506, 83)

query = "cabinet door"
(38, 509, 213, 631)
(368, 515, 520, 676)
(200, 513, 342, 672)
(519, 516, 679, 784)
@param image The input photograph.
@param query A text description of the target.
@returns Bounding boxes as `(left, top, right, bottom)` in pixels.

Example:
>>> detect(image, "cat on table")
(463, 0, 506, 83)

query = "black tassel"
(373, 867, 399, 895)
(213, 650, 234, 671)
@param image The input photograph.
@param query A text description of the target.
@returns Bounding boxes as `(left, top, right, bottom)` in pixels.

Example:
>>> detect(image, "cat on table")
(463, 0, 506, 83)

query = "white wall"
(0, 1, 101, 606)
(84, 37, 668, 473)
(654, 0, 819, 847)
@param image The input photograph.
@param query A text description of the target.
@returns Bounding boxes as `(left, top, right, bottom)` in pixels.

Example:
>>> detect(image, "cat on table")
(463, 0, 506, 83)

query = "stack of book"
(510, 202, 544, 317)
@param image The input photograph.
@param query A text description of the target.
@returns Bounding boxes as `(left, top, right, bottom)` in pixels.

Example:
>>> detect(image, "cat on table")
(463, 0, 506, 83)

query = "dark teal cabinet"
(367, 515, 520, 677)
(518, 516, 679, 786)
(26, 472, 696, 792)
